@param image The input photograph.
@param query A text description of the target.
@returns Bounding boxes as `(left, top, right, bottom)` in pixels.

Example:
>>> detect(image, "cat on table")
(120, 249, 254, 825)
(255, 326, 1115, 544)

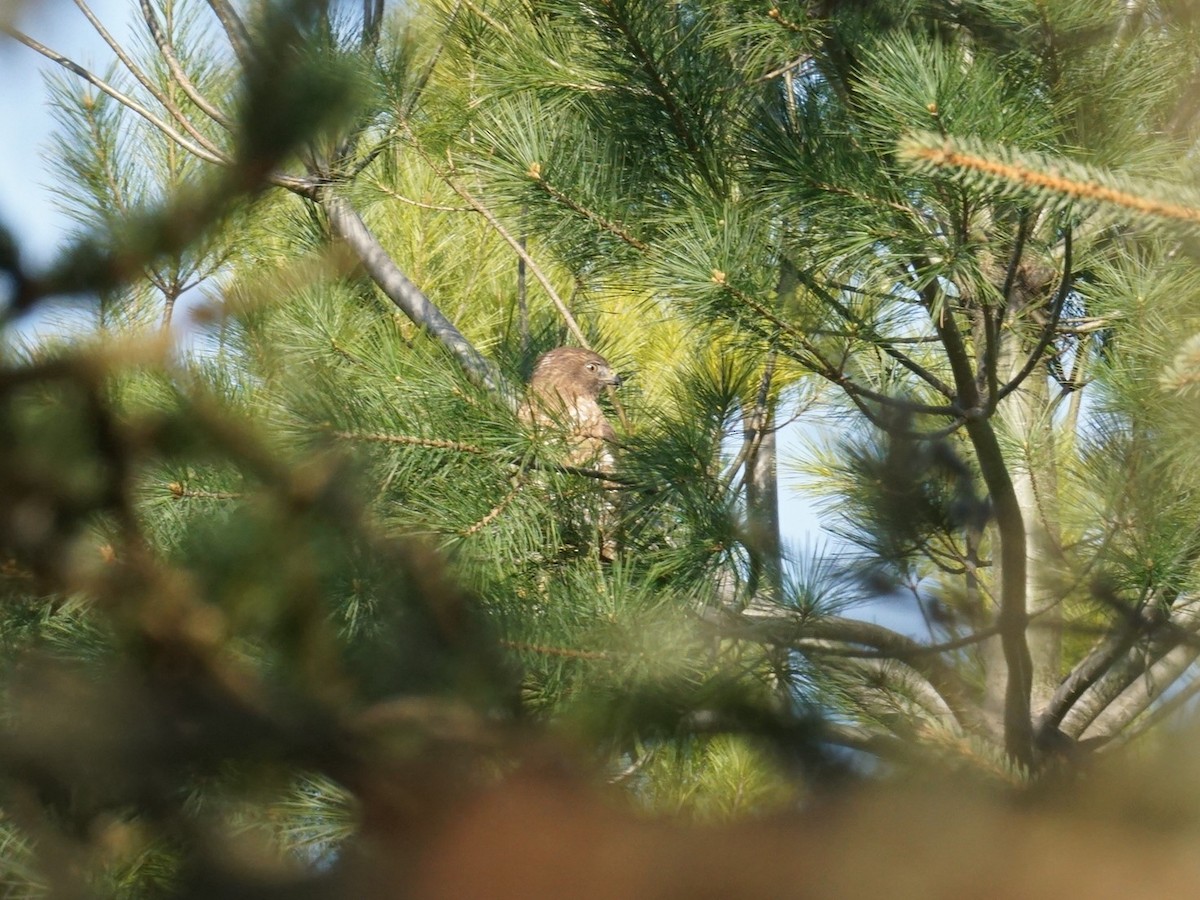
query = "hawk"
(520, 347, 622, 468)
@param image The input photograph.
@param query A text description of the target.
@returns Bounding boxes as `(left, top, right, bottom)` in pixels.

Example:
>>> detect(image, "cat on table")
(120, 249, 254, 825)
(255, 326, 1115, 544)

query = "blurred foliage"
(7, 0, 1200, 896)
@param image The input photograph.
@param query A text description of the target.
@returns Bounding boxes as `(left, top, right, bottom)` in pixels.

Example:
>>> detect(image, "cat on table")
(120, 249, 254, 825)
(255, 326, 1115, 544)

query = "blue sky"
(1, 0, 127, 268)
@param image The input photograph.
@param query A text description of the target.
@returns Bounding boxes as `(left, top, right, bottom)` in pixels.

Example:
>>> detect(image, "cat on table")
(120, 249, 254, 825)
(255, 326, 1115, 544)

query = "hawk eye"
(586, 363, 597, 371)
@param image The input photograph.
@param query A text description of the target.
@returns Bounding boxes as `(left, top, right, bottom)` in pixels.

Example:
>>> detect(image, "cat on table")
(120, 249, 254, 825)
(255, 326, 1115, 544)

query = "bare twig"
(994, 228, 1073, 406)
(365, 179, 471, 212)
(799, 272, 956, 398)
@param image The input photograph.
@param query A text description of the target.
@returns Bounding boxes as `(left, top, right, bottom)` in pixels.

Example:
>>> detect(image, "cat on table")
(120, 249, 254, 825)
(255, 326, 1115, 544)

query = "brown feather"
(521, 347, 621, 468)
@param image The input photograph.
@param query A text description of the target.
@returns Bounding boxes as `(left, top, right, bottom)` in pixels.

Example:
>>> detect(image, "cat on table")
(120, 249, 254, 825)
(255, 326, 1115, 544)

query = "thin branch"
(5, 26, 229, 166)
(344, 131, 396, 180)
(328, 429, 643, 487)
(790, 623, 1003, 659)
(460, 478, 524, 536)
(980, 211, 1031, 401)
(366, 178, 471, 212)
(718, 278, 963, 416)
(710, 606, 975, 730)
(994, 228, 1073, 406)
(532, 175, 649, 252)
(320, 190, 503, 394)
(167, 482, 242, 500)
(139, 0, 232, 129)
(517, 457, 641, 487)
(759, 53, 812, 83)
(400, 0, 463, 123)
(601, 3, 719, 193)
(1061, 339, 1090, 438)
(500, 639, 611, 661)
(461, 0, 511, 35)
(413, 141, 588, 348)
(204, 0, 251, 68)
(721, 361, 770, 494)
(736, 351, 776, 498)
(821, 657, 961, 727)
(72, 0, 228, 161)
(798, 272, 956, 398)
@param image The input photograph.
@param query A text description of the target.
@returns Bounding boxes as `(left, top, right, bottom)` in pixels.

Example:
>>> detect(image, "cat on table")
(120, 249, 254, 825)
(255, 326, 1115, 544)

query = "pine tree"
(5, 0, 1200, 894)
(419, 0, 1200, 768)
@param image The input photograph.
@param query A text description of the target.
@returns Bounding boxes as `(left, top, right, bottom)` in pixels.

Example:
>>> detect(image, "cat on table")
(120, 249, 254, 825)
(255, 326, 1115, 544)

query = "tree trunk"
(744, 354, 783, 603)
(745, 400, 783, 601)
(996, 370, 1063, 716)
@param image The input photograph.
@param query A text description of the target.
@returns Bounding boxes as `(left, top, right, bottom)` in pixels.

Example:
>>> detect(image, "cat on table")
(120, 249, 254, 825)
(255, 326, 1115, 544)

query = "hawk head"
(522, 347, 622, 456)
(529, 347, 622, 403)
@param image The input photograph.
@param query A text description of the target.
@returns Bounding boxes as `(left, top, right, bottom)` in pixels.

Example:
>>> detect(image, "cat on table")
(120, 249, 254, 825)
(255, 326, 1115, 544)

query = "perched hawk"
(520, 347, 622, 468)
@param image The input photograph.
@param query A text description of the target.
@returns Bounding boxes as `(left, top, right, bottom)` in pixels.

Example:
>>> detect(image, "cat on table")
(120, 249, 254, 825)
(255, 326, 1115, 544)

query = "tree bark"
(744, 358, 783, 602)
(996, 354, 1062, 717)
(966, 416, 1034, 765)
(930, 289, 1034, 765)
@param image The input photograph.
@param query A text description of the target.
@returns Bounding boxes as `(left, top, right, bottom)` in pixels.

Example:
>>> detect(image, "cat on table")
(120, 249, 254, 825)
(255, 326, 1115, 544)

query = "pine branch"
(328, 430, 641, 486)
(707, 606, 976, 732)
(204, 0, 251, 68)
(900, 132, 1200, 229)
(72, 0, 228, 160)
(405, 135, 591, 351)
(366, 178, 471, 212)
(1109, 665, 1200, 750)
(599, 3, 719, 193)
(922, 279, 1034, 763)
(765, 7, 805, 34)
(798, 272, 956, 398)
(1035, 613, 1143, 739)
(460, 479, 525, 536)
(500, 640, 612, 661)
(1082, 642, 1200, 741)
(711, 274, 963, 418)
(1066, 601, 1200, 741)
(167, 482, 243, 501)
(329, 430, 488, 454)
(993, 227, 1074, 407)
(530, 171, 649, 252)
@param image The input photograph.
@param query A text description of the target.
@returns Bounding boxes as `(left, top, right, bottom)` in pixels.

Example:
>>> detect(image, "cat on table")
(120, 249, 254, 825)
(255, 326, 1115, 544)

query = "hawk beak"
(609, 373, 624, 388)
